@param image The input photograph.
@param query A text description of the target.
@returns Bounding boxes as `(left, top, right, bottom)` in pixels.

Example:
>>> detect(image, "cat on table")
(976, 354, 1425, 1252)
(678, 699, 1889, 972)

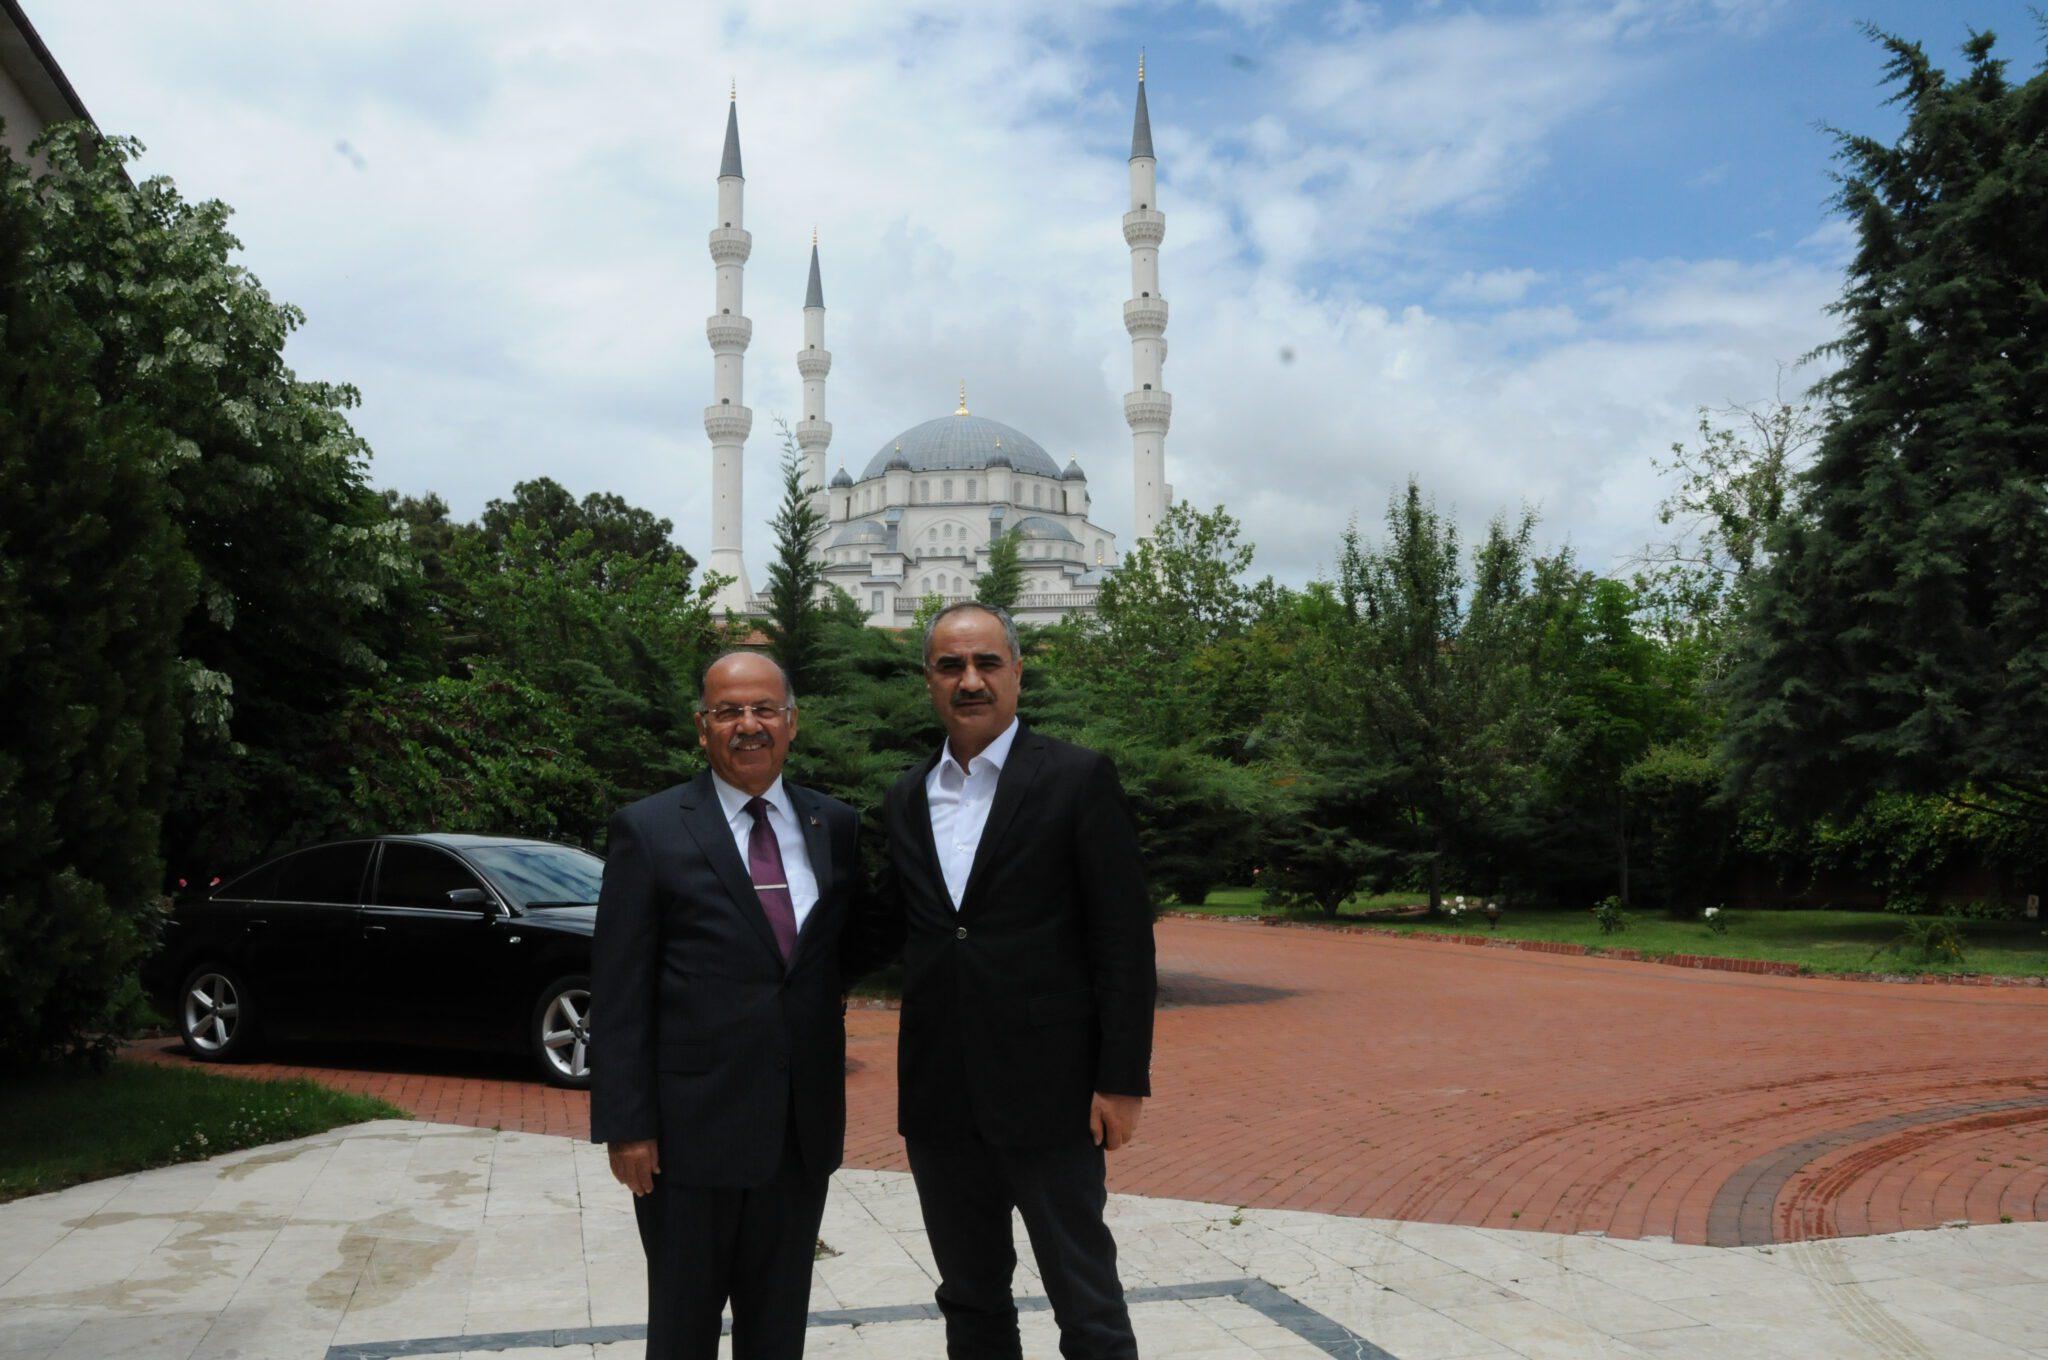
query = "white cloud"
(1440, 268, 1546, 306)
(35, 0, 1844, 593)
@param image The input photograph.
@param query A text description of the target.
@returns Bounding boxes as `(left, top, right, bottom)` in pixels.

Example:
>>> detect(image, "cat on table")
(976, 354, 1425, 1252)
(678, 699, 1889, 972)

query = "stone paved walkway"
(5, 1121, 2046, 1360)
(130, 918, 2048, 1246)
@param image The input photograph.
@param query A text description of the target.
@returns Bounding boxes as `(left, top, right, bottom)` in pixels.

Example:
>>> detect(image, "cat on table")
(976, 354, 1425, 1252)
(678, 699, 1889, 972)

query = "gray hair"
(697, 650, 797, 709)
(922, 602, 1020, 665)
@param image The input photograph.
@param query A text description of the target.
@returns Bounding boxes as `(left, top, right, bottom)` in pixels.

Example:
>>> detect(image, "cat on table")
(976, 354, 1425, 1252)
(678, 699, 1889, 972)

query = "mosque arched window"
(919, 480, 930, 503)
(966, 479, 977, 500)
(943, 479, 953, 501)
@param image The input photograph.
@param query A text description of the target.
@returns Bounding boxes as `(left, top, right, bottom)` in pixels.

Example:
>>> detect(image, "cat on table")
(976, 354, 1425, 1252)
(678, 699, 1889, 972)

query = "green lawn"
(0, 1060, 406, 1203)
(1174, 890, 2048, 978)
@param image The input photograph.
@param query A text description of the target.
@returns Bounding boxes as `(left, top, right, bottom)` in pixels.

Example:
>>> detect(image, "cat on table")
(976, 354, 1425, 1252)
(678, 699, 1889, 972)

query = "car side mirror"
(447, 887, 492, 911)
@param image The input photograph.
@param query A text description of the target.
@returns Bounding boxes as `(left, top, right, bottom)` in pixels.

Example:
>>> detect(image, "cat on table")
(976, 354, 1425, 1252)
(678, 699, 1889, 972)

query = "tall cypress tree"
(1724, 29, 2048, 825)
(974, 529, 1024, 611)
(762, 432, 829, 697)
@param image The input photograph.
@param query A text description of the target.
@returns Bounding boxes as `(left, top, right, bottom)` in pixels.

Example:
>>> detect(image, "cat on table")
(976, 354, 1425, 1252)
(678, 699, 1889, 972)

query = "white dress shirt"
(925, 717, 1021, 910)
(710, 773, 819, 930)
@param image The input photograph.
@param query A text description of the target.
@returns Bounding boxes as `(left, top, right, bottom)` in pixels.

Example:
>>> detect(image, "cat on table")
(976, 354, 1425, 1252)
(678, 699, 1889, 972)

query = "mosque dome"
(829, 466, 853, 488)
(830, 521, 890, 547)
(861, 411, 1061, 480)
(1062, 458, 1086, 481)
(1011, 515, 1079, 543)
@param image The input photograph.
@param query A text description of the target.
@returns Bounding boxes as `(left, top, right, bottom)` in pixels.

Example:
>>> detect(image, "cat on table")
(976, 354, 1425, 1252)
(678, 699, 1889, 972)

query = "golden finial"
(730, 78, 736, 102)
(956, 380, 969, 416)
(1138, 49, 1145, 82)
(994, 436, 1002, 448)
(812, 225, 818, 247)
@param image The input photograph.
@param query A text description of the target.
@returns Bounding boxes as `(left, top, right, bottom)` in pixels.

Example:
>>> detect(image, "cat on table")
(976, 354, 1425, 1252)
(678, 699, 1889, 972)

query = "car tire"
(530, 973, 592, 1089)
(177, 961, 260, 1062)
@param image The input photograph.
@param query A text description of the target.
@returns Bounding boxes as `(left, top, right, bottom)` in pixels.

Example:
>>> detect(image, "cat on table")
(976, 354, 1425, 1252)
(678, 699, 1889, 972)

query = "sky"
(31, 0, 2047, 587)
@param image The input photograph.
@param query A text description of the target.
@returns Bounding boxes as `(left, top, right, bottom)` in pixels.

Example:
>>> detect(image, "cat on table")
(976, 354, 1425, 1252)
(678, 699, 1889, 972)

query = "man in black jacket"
(879, 602, 1157, 1359)
(590, 651, 871, 1360)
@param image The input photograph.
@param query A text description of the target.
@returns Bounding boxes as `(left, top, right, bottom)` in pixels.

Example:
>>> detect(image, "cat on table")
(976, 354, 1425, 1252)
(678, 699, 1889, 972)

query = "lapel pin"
(808, 815, 821, 827)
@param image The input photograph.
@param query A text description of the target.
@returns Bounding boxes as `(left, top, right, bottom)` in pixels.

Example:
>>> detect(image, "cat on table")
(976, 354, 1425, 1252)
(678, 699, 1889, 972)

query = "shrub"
(1591, 896, 1631, 934)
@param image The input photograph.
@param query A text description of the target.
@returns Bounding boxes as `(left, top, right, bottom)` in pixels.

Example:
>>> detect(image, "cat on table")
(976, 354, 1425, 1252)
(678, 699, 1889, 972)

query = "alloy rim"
(184, 973, 240, 1052)
(541, 988, 591, 1079)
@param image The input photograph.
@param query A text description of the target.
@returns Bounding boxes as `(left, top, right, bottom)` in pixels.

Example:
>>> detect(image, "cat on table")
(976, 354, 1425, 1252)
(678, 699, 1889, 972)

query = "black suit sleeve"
(1074, 752, 1156, 1097)
(590, 810, 660, 1145)
(838, 797, 906, 984)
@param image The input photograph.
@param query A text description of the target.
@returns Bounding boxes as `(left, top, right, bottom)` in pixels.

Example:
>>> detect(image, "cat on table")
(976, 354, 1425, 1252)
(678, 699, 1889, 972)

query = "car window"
(462, 843, 605, 909)
(275, 842, 373, 905)
(374, 843, 489, 911)
(214, 857, 285, 901)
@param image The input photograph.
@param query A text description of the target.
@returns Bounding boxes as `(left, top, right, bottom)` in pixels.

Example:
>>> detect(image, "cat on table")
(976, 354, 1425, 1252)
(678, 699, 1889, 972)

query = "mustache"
(727, 733, 772, 750)
(951, 691, 992, 707)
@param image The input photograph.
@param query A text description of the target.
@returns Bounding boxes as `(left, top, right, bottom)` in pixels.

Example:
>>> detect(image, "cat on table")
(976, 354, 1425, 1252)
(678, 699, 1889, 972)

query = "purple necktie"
(744, 797, 798, 964)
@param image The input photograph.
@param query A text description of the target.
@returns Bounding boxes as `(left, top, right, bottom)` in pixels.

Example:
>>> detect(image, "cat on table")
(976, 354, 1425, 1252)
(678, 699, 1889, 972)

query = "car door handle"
(246, 918, 269, 931)
(363, 925, 389, 936)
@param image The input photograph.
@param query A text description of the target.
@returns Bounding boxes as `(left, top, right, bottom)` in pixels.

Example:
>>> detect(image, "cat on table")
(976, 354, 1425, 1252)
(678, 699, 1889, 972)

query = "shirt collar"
(939, 717, 1021, 782)
(711, 771, 793, 829)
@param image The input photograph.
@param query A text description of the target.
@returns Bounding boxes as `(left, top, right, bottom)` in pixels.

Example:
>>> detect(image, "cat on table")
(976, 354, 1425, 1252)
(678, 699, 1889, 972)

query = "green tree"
(345, 667, 610, 845)
(22, 126, 423, 872)
(1725, 30, 2048, 828)
(1321, 485, 1544, 912)
(0, 127, 196, 1066)
(975, 529, 1024, 611)
(762, 430, 831, 696)
(480, 476, 692, 581)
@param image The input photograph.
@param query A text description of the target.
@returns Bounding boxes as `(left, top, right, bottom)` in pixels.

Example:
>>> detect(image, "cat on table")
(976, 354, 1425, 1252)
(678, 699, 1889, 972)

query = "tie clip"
(754, 882, 788, 890)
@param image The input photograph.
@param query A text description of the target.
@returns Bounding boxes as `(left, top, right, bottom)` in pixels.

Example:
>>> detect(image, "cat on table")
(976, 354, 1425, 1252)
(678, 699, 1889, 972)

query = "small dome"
(884, 442, 911, 471)
(1011, 515, 1078, 543)
(861, 412, 1059, 479)
(830, 521, 889, 547)
(1062, 458, 1086, 481)
(829, 466, 853, 488)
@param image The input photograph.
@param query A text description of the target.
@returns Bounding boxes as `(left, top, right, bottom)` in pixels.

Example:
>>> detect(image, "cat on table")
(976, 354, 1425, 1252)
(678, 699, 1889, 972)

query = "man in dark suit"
(879, 601, 1157, 1360)
(590, 651, 869, 1360)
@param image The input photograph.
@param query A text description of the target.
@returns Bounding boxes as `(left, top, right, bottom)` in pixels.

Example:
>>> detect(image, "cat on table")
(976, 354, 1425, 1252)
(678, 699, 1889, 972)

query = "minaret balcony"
(796, 349, 833, 379)
(708, 226, 753, 264)
(795, 417, 832, 449)
(1122, 297, 1169, 336)
(1122, 209, 1165, 248)
(703, 405, 754, 442)
(1123, 390, 1173, 430)
(706, 315, 753, 353)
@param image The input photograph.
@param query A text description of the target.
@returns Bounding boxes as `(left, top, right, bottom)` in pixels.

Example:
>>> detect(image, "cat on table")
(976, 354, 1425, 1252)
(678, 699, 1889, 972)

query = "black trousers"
(631, 1129, 830, 1360)
(906, 1135, 1137, 1360)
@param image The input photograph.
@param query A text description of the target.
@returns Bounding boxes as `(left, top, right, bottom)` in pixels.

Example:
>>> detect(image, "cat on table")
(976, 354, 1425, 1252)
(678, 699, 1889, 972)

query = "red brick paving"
(131, 916, 2048, 1245)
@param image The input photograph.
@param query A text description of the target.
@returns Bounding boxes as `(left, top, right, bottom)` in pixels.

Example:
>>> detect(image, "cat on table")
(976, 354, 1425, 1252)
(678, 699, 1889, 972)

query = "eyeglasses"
(696, 703, 794, 725)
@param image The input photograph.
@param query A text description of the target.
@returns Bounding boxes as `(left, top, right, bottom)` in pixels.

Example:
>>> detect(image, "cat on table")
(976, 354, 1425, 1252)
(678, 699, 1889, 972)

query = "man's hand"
(1089, 1093, 1144, 1152)
(608, 1138, 661, 1196)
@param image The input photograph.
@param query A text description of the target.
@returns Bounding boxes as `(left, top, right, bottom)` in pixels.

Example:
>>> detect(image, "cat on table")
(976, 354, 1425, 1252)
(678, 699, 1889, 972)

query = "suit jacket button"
(955, 925, 968, 940)
(775, 1054, 789, 1070)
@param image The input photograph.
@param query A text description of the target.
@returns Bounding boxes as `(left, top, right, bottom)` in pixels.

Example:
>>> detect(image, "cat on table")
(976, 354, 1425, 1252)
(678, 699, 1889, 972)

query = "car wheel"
(178, 961, 259, 1061)
(530, 973, 592, 1089)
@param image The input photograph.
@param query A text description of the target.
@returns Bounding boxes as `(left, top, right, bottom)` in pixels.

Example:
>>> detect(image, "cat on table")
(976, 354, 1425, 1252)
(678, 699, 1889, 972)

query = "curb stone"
(1158, 910, 2047, 988)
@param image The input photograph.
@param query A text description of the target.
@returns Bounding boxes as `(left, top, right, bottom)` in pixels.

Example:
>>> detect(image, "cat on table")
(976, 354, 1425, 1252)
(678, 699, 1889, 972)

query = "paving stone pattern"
(133, 918, 2048, 1246)
(5, 1122, 2047, 1360)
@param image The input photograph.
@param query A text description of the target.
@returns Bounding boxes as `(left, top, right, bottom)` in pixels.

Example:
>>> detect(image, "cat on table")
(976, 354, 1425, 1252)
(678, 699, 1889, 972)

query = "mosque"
(698, 63, 1172, 626)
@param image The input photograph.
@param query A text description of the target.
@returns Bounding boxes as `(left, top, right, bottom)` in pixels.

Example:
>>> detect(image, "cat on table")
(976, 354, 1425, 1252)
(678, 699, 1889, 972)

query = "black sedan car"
(143, 834, 604, 1088)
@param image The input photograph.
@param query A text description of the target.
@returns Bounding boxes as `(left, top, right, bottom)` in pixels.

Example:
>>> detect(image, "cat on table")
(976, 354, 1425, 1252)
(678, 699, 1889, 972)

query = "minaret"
(704, 83, 754, 612)
(796, 230, 833, 525)
(1123, 53, 1171, 542)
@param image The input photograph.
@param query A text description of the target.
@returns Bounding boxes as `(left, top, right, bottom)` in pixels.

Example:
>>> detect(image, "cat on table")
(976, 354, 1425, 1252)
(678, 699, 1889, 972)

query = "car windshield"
(462, 843, 605, 910)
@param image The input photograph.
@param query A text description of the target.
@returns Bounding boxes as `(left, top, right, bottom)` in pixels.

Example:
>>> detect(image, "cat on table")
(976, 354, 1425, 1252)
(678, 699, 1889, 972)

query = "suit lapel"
(675, 771, 784, 967)
(904, 750, 945, 893)
(785, 783, 835, 970)
(958, 727, 1046, 914)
